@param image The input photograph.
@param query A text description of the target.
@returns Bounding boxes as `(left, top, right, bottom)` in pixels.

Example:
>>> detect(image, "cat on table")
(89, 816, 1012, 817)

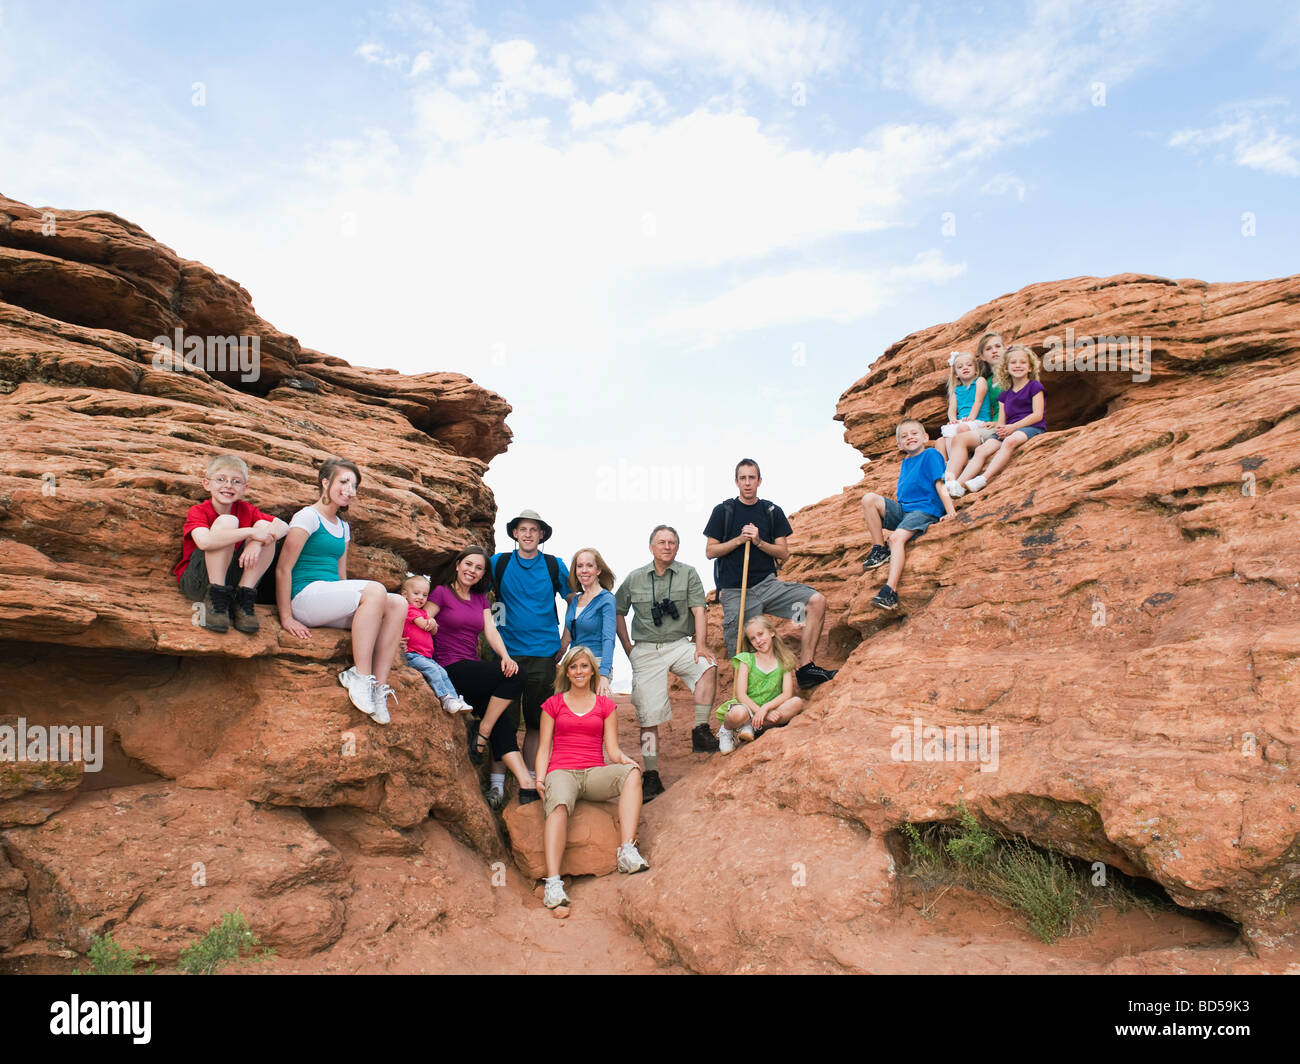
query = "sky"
(2, 0, 1298, 684)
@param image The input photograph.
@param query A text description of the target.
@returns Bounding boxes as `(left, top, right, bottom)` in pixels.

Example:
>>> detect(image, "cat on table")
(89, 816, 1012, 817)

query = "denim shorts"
(1017, 426, 1046, 440)
(883, 497, 941, 537)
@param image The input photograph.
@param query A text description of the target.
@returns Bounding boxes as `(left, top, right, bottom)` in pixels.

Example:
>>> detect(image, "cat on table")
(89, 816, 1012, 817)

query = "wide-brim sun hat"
(506, 508, 553, 543)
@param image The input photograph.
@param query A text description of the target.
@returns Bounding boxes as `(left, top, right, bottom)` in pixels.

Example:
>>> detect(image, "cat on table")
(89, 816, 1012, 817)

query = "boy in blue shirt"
(860, 419, 956, 610)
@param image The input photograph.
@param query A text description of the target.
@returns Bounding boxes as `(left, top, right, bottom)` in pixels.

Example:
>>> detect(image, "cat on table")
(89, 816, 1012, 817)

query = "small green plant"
(177, 910, 274, 975)
(74, 931, 153, 975)
(898, 808, 1097, 944)
(983, 838, 1086, 943)
(945, 802, 996, 866)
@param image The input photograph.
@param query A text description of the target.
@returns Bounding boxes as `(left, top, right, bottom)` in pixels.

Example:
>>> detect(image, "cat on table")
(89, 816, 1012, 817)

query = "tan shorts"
(542, 763, 637, 818)
(630, 638, 714, 726)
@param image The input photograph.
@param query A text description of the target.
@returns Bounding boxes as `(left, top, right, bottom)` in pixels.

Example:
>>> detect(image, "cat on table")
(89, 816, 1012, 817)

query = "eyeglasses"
(209, 477, 246, 487)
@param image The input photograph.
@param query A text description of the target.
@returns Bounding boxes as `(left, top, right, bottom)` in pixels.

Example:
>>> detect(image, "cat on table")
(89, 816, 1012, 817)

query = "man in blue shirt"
(489, 509, 569, 808)
(861, 419, 956, 610)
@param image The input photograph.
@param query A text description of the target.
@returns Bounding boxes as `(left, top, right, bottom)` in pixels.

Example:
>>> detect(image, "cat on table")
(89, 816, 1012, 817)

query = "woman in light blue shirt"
(559, 548, 617, 698)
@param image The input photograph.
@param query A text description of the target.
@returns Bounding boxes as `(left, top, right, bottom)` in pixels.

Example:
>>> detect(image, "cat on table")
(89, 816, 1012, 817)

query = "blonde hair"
(401, 575, 430, 596)
(568, 548, 616, 592)
(738, 616, 799, 674)
(995, 345, 1041, 391)
(895, 418, 926, 440)
(555, 645, 601, 694)
(206, 454, 249, 479)
(947, 351, 978, 398)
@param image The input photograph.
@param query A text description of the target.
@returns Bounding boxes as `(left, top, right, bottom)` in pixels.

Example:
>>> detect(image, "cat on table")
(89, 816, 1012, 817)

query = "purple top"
(430, 585, 490, 667)
(999, 379, 1046, 430)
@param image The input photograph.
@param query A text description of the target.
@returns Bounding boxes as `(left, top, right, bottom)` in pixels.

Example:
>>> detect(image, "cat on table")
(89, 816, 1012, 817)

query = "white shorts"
(291, 580, 370, 629)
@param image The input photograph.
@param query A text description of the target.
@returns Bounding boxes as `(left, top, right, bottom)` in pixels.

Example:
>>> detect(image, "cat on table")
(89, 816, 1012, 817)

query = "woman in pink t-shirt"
(534, 646, 649, 909)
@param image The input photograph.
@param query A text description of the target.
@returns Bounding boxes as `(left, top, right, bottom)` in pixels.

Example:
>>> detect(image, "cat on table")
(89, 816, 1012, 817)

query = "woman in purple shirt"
(963, 345, 1047, 493)
(428, 547, 538, 806)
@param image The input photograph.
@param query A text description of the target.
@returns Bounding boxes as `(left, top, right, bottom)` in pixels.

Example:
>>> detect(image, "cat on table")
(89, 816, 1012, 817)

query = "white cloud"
(581, 0, 855, 93)
(981, 172, 1029, 201)
(490, 38, 575, 101)
(571, 89, 647, 130)
(653, 252, 965, 345)
(882, 0, 1184, 125)
(1169, 101, 1300, 177)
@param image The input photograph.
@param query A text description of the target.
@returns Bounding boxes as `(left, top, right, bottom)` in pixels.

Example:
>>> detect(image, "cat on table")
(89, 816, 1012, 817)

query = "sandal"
(468, 724, 490, 765)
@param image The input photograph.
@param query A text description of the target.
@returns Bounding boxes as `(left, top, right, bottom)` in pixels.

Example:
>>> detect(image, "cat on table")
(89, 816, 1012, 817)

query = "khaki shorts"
(630, 638, 715, 726)
(542, 763, 637, 818)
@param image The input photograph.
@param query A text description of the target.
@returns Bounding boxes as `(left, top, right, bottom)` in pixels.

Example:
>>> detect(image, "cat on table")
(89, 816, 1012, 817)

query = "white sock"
(489, 773, 505, 793)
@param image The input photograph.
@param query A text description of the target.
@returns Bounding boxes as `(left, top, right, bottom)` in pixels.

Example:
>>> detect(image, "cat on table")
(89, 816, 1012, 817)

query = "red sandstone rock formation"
(4, 191, 1297, 974)
(625, 273, 1300, 970)
(0, 194, 512, 967)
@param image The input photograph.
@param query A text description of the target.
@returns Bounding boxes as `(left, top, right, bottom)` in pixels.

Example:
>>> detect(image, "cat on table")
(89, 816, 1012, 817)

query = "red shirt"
(403, 606, 434, 658)
(542, 694, 615, 771)
(173, 499, 274, 581)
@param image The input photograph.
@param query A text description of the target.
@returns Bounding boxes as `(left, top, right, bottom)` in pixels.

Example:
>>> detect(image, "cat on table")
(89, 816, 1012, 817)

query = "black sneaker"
(691, 723, 720, 753)
(795, 663, 838, 688)
(871, 585, 899, 611)
(641, 770, 665, 802)
(862, 545, 890, 570)
(230, 585, 260, 634)
(203, 584, 233, 632)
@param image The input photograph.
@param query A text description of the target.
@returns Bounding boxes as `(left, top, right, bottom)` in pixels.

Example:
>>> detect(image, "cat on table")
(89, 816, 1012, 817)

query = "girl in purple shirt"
(963, 345, 1047, 493)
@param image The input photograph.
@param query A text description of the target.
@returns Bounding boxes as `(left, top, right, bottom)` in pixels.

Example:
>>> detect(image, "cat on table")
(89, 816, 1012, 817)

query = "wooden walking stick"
(736, 540, 751, 651)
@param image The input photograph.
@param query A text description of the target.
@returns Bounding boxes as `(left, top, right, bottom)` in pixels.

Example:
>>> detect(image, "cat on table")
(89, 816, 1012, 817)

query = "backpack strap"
(492, 553, 511, 598)
(544, 553, 562, 599)
(713, 498, 737, 590)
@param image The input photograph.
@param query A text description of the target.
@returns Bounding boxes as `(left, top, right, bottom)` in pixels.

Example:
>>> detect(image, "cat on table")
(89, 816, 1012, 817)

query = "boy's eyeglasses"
(209, 477, 246, 487)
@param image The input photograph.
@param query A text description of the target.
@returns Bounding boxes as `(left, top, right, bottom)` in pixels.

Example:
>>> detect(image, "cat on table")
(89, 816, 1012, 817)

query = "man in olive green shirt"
(615, 525, 718, 800)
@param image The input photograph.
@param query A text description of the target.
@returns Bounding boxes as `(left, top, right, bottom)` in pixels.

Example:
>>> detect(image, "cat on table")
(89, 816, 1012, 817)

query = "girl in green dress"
(716, 616, 806, 754)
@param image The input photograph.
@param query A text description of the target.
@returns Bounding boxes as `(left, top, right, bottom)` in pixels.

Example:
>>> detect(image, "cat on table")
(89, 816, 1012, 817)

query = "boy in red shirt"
(173, 455, 288, 633)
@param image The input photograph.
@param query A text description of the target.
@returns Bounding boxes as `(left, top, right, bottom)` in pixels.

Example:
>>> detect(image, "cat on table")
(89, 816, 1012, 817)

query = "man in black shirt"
(704, 459, 837, 688)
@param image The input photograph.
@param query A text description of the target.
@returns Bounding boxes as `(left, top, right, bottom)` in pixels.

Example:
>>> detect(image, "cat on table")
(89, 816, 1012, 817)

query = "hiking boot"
(485, 787, 507, 811)
(518, 788, 540, 806)
(795, 662, 838, 687)
(203, 584, 233, 633)
(230, 586, 260, 633)
(872, 585, 900, 611)
(339, 667, 377, 716)
(543, 877, 569, 909)
(617, 842, 650, 874)
(370, 682, 396, 725)
(862, 544, 890, 571)
(691, 723, 719, 753)
(641, 770, 665, 802)
(718, 725, 736, 754)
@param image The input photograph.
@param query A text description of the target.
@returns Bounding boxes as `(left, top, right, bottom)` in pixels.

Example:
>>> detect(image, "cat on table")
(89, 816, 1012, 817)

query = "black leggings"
(445, 659, 526, 761)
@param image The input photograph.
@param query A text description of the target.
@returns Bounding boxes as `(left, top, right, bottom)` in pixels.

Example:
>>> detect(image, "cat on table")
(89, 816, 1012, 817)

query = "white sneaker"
(339, 668, 376, 716)
(617, 842, 650, 874)
(453, 697, 474, 713)
(440, 695, 460, 715)
(738, 723, 755, 743)
(965, 474, 987, 493)
(718, 725, 736, 754)
(945, 478, 965, 498)
(543, 877, 569, 908)
(371, 683, 397, 725)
